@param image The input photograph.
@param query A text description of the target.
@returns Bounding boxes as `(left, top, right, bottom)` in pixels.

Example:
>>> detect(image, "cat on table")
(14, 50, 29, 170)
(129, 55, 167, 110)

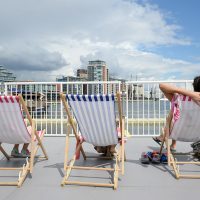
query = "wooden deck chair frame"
(60, 92, 125, 189)
(0, 94, 48, 187)
(160, 110, 200, 179)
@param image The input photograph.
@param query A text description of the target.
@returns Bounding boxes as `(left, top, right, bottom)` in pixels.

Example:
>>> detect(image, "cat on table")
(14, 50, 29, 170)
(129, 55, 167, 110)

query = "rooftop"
(1, 137, 200, 200)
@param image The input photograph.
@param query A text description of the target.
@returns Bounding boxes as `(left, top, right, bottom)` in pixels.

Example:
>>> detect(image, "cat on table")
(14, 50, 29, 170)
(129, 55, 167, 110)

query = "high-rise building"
(77, 69, 88, 79)
(87, 60, 108, 81)
(0, 66, 16, 83)
(87, 60, 109, 94)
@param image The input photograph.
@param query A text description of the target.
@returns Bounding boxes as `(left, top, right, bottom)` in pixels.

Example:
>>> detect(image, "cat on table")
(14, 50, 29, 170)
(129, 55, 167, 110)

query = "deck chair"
(160, 94, 200, 179)
(60, 93, 125, 189)
(0, 95, 48, 187)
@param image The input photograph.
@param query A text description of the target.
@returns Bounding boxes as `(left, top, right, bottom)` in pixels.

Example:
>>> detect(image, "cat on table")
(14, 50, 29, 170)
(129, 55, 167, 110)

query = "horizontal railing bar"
(126, 80, 192, 84)
(5, 81, 120, 85)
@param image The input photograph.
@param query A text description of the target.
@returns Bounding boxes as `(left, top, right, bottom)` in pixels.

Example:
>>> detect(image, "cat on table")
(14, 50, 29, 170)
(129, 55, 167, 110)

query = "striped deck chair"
(160, 94, 200, 179)
(60, 93, 125, 189)
(0, 95, 48, 187)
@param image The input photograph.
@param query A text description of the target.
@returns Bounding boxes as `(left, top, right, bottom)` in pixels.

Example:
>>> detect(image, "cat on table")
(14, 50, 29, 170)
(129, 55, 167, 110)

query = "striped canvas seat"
(0, 96, 31, 144)
(170, 94, 200, 142)
(0, 95, 48, 187)
(66, 94, 118, 146)
(60, 92, 125, 189)
(160, 94, 200, 179)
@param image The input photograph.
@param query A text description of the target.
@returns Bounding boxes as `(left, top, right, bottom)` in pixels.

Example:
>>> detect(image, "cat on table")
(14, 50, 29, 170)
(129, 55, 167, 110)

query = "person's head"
(193, 76, 200, 92)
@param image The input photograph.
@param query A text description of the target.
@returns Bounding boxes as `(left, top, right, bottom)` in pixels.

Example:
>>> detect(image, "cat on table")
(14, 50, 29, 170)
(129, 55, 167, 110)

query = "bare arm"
(159, 83, 200, 102)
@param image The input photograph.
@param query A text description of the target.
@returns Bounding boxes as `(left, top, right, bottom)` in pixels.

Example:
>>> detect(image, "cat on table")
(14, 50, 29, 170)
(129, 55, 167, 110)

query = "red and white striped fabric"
(0, 96, 31, 144)
(170, 94, 200, 142)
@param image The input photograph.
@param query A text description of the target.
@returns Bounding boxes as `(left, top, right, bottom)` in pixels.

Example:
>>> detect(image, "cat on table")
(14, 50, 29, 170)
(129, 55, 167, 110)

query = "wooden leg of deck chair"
(113, 154, 119, 190)
(160, 111, 173, 155)
(159, 127, 168, 155)
(61, 155, 76, 186)
(121, 143, 125, 175)
(29, 123, 35, 174)
(167, 139, 171, 167)
(64, 125, 70, 171)
(17, 158, 30, 187)
(32, 130, 47, 160)
(169, 153, 180, 179)
(61, 142, 82, 186)
(121, 117, 125, 175)
(61, 94, 86, 160)
(0, 144, 10, 160)
(34, 129, 48, 160)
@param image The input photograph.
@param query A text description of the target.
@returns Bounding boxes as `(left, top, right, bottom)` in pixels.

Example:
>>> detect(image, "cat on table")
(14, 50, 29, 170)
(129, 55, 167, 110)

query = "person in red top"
(153, 76, 200, 152)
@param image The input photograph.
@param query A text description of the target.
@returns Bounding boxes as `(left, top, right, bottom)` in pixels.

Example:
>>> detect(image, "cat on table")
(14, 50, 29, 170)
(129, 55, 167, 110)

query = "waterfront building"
(128, 84, 144, 100)
(109, 76, 127, 94)
(0, 66, 16, 83)
(77, 69, 88, 79)
(56, 75, 87, 94)
(87, 60, 109, 94)
(0, 66, 16, 94)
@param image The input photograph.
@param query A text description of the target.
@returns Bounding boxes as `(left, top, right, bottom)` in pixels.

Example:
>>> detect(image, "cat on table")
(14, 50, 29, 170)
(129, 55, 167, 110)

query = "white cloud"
(0, 0, 197, 81)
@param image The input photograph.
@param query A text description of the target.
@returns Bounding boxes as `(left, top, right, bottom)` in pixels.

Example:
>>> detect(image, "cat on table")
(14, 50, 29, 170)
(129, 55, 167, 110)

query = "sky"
(0, 0, 200, 81)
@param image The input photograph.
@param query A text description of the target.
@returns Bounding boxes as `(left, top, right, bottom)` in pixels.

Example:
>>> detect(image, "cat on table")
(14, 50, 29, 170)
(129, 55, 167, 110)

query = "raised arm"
(159, 83, 200, 102)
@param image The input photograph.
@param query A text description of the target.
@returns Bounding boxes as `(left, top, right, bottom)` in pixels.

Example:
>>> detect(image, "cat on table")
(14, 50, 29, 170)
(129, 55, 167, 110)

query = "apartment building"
(87, 60, 109, 94)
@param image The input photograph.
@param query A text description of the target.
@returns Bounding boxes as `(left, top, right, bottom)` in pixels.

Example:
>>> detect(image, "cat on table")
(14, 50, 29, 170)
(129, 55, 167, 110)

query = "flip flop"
(152, 137, 162, 146)
(170, 147, 176, 153)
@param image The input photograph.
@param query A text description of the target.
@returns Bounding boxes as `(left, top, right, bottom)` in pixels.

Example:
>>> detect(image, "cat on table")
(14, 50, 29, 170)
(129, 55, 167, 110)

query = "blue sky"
(0, 0, 199, 81)
(148, 0, 200, 62)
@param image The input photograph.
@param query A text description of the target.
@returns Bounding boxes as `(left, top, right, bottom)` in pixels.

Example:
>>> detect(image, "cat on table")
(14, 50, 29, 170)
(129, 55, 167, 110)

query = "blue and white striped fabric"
(66, 94, 118, 146)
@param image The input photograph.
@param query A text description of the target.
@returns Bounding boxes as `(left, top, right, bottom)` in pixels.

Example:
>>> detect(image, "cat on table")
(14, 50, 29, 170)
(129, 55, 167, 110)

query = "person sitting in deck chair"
(0, 94, 48, 187)
(94, 121, 121, 156)
(153, 75, 200, 152)
(11, 125, 34, 157)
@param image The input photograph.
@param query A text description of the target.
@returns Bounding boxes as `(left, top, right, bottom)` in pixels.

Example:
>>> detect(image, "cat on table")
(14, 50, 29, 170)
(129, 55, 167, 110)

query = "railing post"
(4, 83, 8, 95)
(60, 83, 64, 136)
(125, 82, 129, 136)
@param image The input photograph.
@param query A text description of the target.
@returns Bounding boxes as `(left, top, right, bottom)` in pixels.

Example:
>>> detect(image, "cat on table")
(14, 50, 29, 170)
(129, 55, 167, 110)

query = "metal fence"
(2, 80, 193, 137)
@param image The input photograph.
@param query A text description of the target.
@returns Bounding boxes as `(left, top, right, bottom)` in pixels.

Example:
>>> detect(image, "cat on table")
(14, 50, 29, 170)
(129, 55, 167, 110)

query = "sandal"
(170, 146, 176, 153)
(152, 137, 163, 146)
(11, 148, 21, 158)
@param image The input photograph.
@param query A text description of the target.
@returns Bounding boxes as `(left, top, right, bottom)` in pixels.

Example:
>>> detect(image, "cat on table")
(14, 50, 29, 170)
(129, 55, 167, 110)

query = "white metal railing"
(2, 80, 193, 137)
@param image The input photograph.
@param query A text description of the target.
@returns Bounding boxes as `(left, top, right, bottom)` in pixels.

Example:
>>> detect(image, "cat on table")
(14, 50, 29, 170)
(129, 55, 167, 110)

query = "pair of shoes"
(11, 148, 21, 157)
(20, 149, 30, 158)
(140, 151, 168, 164)
(151, 152, 161, 164)
(140, 152, 150, 164)
(160, 153, 168, 163)
(152, 137, 163, 146)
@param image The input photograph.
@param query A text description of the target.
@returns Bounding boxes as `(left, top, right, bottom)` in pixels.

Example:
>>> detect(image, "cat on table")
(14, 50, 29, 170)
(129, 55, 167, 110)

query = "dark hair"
(193, 76, 200, 92)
